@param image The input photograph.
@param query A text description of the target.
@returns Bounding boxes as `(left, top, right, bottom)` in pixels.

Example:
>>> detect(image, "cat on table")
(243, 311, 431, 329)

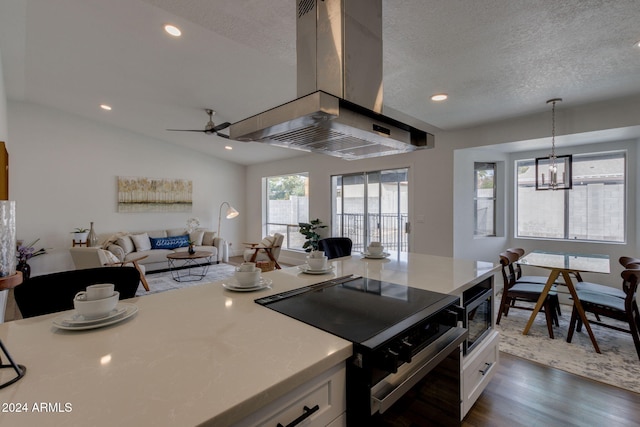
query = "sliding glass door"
(332, 168, 409, 253)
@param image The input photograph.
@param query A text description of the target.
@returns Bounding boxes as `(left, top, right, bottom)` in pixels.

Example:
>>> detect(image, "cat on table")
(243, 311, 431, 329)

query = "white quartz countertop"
(0, 252, 497, 426)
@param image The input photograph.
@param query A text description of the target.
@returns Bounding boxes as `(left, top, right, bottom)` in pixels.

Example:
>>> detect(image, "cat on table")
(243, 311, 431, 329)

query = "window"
(264, 173, 309, 250)
(332, 168, 409, 253)
(474, 162, 496, 236)
(516, 151, 625, 242)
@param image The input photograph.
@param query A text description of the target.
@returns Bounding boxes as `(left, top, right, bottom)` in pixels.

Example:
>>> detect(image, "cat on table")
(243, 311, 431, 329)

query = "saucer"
(223, 277, 272, 292)
(298, 264, 335, 275)
(53, 303, 138, 330)
(363, 252, 390, 259)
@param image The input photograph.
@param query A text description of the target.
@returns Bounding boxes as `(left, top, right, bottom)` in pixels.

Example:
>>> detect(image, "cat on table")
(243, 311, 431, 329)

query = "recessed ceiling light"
(636, 40, 640, 48)
(430, 94, 448, 102)
(100, 104, 112, 111)
(164, 24, 181, 37)
(224, 145, 233, 150)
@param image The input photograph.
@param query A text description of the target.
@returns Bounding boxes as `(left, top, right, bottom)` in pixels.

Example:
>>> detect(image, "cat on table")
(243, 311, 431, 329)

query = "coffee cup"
(306, 255, 328, 270)
(237, 262, 257, 272)
(235, 270, 261, 287)
(367, 242, 384, 255)
(74, 291, 119, 319)
(84, 283, 115, 300)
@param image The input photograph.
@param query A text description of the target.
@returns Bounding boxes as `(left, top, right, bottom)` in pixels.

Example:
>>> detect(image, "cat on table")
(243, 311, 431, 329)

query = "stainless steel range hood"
(230, 0, 434, 160)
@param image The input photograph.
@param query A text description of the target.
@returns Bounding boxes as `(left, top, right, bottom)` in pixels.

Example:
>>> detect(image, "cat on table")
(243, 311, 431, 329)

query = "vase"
(87, 222, 98, 247)
(16, 261, 30, 281)
(0, 201, 16, 278)
(188, 244, 195, 255)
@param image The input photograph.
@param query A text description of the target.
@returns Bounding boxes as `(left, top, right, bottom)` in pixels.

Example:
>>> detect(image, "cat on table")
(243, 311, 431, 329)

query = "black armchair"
(14, 267, 140, 318)
(318, 238, 353, 260)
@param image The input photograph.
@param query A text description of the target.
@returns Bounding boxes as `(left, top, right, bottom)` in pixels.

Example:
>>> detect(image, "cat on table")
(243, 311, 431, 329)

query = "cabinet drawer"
(234, 363, 346, 427)
(462, 331, 499, 416)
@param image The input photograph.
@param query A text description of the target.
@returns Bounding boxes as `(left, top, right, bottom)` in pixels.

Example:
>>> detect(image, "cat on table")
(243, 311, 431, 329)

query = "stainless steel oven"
(255, 275, 468, 426)
(462, 277, 493, 355)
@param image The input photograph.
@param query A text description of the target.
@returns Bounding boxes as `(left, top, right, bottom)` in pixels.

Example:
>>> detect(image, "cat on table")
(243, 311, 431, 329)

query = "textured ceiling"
(1, 0, 639, 164)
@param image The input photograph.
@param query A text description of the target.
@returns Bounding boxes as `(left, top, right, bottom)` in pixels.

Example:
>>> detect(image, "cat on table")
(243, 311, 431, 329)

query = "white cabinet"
(461, 330, 499, 416)
(233, 363, 346, 427)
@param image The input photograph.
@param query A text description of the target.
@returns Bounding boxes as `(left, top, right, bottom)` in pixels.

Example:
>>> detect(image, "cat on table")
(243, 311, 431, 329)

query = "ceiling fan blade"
(166, 129, 207, 132)
(216, 133, 230, 139)
(212, 122, 231, 132)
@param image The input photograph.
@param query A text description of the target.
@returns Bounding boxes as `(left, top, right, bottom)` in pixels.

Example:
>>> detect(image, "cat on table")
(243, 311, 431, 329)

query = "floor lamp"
(217, 202, 239, 262)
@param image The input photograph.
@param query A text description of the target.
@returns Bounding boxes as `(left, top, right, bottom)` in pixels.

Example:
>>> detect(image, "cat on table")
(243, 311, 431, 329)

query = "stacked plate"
(52, 303, 138, 330)
(222, 277, 272, 292)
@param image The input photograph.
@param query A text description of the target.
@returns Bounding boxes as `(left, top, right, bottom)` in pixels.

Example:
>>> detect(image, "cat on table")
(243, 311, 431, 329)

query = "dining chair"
(567, 260, 640, 360)
(506, 248, 562, 317)
(496, 251, 559, 338)
(69, 247, 150, 291)
(13, 267, 140, 318)
(507, 247, 564, 287)
(318, 237, 353, 259)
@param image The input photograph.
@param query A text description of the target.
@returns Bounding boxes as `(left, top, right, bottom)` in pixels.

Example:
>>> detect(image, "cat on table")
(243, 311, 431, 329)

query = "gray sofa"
(103, 229, 224, 272)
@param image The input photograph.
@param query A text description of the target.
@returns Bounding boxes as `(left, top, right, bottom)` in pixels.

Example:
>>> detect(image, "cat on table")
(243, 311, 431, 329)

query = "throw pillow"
(260, 235, 276, 247)
(101, 249, 121, 264)
(130, 233, 152, 252)
(149, 234, 190, 250)
(202, 231, 216, 246)
(166, 228, 187, 237)
(116, 235, 135, 255)
(189, 230, 205, 246)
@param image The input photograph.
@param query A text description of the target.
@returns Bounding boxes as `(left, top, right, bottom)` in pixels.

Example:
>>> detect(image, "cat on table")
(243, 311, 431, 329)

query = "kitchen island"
(0, 252, 497, 426)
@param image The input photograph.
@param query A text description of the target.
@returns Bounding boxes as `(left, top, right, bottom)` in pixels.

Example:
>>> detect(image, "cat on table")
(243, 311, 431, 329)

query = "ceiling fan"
(167, 109, 230, 138)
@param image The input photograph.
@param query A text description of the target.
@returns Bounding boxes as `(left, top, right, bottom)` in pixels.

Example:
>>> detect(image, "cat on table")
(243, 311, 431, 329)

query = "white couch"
(103, 229, 224, 272)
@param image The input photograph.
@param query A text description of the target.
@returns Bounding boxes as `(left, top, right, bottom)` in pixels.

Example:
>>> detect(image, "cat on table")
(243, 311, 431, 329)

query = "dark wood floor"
(462, 352, 640, 427)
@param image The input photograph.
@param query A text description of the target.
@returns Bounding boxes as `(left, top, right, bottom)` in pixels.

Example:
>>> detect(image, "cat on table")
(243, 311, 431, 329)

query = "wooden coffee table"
(166, 251, 213, 282)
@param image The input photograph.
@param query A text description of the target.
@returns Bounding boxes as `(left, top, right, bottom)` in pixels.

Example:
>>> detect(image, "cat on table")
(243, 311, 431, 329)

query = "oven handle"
(371, 327, 467, 415)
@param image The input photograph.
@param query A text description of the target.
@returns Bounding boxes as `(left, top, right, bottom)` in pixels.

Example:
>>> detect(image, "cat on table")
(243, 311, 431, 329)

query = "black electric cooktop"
(255, 275, 458, 349)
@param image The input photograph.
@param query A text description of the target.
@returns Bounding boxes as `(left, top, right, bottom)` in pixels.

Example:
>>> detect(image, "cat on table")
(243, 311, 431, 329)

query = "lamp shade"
(217, 201, 239, 237)
(225, 206, 239, 219)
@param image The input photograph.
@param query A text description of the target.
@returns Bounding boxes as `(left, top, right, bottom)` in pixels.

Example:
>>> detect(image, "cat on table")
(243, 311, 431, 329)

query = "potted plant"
(71, 227, 89, 243)
(298, 218, 327, 252)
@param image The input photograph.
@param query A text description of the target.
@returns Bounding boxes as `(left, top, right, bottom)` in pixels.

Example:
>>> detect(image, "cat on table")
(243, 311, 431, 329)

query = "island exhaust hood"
(229, 0, 434, 160)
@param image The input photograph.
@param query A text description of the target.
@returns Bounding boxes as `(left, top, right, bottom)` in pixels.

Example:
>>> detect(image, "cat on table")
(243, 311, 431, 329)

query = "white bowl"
(74, 291, 119, 319)
(306, 256, 328, 270)
(235, 270, 261, 287)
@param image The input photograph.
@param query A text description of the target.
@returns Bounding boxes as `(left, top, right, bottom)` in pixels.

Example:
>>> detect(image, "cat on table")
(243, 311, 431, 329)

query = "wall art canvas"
(117, 176, 193, 213)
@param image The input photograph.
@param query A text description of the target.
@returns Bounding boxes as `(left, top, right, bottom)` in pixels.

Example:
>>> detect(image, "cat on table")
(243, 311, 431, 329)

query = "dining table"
(516, 250, 610, 353)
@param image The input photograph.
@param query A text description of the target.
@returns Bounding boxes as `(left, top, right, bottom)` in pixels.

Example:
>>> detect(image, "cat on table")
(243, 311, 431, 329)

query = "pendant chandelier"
(535, 98, 572, 190)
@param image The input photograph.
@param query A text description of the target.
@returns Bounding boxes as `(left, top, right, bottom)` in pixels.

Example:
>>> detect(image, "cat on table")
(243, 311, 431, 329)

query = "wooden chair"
(243, 233, 284, 270)
(14, 267, 140, 318)
(318, 237, 353, 259)
(496, 251, 559, 338)
(567, 260, 640, 360)
(506, 247, 562, 317)
(69, 247, 150, 291)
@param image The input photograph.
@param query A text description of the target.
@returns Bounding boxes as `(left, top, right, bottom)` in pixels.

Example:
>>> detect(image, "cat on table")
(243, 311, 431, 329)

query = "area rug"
(135, 263, 236, 296)
(496, 301, 640, 394)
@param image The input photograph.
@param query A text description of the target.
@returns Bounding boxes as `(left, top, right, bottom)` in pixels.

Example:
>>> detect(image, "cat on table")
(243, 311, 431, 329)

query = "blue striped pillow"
(149, 235, 190, 250)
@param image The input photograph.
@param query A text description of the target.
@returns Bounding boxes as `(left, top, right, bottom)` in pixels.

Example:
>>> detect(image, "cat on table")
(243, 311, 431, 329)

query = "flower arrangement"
(186, 217, 200, 233)
(16, 238, 47, 263)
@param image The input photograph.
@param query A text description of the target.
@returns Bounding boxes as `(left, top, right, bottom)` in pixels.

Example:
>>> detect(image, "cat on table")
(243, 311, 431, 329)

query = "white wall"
(453, 148, 509, 263)
(7, 101, 245, 275)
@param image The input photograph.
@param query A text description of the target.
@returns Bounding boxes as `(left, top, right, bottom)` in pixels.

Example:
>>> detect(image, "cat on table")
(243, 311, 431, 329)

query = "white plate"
(363, 252, 390, 259)
(298, 264, 335, 275)
(57, 305, 128, 326)
(53, 303, 138, 331)
(222, 277, 272, 292)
